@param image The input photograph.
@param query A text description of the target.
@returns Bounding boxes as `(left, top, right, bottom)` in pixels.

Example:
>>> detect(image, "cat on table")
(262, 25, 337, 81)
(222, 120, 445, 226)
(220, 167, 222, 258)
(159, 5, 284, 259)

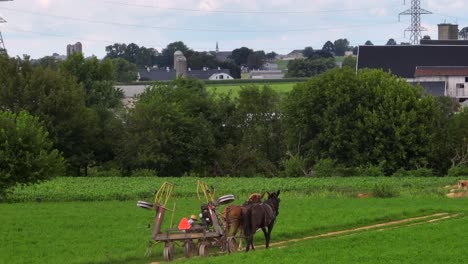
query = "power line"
(0, 0, 12, 54)
(5, 26, 165, 49)
(104, 0, 377, 15)
(0, 7, 401, 33)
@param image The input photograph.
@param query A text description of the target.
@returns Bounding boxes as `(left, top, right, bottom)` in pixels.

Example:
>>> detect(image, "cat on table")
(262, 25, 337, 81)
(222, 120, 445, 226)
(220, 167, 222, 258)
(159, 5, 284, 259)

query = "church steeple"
(216, 41, 219, 53)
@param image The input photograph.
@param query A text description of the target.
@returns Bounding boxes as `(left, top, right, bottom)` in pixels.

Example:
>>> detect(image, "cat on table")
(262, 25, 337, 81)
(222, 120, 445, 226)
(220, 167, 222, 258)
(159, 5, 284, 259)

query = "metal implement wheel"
(184, 241, 194, 258)
(163, 246, 173, 262)
(198, 243, 209, 257)
(227, 237, 238, 253)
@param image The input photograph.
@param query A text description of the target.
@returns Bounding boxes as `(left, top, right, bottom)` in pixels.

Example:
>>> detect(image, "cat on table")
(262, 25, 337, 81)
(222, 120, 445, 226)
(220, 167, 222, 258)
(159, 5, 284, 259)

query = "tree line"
(1, 54, 468, 195)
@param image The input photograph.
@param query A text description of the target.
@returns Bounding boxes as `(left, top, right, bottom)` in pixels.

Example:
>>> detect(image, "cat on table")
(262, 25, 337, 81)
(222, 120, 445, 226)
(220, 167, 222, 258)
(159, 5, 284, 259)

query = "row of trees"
(104, 42, 278, 78)
(2, 53, 468, 193)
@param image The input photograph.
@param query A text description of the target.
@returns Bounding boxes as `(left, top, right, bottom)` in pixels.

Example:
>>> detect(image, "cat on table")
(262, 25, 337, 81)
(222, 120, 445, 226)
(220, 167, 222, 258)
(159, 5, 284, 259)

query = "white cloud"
(35, 0, 51, 9)
(1, 0, 466, 58)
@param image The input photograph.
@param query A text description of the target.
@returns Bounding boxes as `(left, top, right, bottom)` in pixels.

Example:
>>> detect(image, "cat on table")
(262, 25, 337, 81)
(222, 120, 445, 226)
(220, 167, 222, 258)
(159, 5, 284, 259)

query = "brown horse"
(221, 193, 265, 249)
(243, 190, 280, 252)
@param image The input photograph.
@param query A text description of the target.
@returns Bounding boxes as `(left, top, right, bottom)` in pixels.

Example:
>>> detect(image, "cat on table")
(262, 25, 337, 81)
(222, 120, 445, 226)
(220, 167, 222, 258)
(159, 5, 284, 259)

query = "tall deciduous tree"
(230, 47, 254, 66)
(117, 79, 217, 176)
(285, 58, 336, 78)
(322, 41, 335, 55)
(247, 51, 266, 69)
(160, 41, 191, 68)
(283, 68, 440, 174)
(0, 55, 95, 175)
(303, 47, 315, 59)
(0, 111, 64, 196)
(333, 38, 350, 56)
(386, 38, 397, 45)
(342, 56, 357, 68)
(110, 58, 138, 83)
(365, 40, 374, 45)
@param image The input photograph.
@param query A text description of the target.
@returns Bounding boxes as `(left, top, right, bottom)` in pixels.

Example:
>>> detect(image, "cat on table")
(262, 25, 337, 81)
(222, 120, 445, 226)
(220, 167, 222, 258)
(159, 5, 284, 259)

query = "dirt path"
(255, 212, 460, 249)
(150, 212, 461, 263)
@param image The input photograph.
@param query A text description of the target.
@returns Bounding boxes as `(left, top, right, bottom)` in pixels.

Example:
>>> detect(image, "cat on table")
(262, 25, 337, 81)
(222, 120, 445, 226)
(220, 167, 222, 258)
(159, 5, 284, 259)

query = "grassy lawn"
(1, 197, 466, 264)
(182, 213, 468, 264)
(205, 82, 296, 98)
(274, 60, 289, 71)
(2, 177, 467, 263)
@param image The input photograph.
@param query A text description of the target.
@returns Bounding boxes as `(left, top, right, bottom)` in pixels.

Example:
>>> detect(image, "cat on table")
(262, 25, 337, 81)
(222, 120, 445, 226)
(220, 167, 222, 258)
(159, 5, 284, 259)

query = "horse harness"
(261, 202, 276, 226)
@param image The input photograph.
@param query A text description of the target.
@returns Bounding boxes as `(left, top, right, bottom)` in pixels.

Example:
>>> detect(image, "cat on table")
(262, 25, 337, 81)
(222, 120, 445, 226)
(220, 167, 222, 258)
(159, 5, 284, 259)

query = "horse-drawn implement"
(137, 181, 238, 261)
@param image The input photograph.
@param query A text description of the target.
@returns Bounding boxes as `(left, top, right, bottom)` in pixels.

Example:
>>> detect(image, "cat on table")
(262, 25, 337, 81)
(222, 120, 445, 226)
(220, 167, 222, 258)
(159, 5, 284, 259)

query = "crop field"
(1, 177, 467, 264)
(205, 82, 296, 97)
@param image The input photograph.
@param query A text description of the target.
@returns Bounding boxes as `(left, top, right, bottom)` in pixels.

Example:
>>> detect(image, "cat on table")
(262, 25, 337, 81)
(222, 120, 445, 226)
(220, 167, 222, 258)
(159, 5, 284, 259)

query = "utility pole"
(0, 0, 13, 54)
(399, 0, 432, 45)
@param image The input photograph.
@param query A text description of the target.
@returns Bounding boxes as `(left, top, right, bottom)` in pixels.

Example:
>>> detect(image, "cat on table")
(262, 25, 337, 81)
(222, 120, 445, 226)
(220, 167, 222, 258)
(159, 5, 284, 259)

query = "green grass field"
(274, 60, 289, 71)
(205, 82, 296, 98)
(5, 177, 462, 203)
(1, 177, 467, 264)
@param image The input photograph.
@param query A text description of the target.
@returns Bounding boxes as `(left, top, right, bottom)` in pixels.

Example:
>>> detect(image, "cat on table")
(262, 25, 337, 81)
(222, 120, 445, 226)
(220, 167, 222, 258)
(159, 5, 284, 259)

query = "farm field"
(205, 82, 296, 97)
(1, 177, 466, 264)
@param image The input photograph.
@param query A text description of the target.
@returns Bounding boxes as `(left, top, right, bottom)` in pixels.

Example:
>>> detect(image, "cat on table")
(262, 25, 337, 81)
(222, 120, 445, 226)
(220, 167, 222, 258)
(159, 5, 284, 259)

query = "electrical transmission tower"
(0, 0, 13, 54)
(399, 0, 432, 45)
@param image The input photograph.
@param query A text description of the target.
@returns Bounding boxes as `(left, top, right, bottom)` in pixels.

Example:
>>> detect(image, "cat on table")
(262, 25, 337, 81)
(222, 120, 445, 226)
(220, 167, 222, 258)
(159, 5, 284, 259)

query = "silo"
(438, 23, 459, 40)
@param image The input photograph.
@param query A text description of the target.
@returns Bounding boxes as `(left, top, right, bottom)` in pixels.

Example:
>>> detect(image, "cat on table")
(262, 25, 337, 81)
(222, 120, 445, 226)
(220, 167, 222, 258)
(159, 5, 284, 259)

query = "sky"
(0, 0, 467, 59)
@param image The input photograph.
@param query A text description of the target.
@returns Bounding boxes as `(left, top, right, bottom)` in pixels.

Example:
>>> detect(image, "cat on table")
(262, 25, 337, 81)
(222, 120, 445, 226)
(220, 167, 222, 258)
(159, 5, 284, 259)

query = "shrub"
(372, 183, 399, 198)
(280, 154, 307, 177)
(357, 165, 385, 177)
(313, 159, 336, 177)
(392, 168, 433, 177)
(131, 168, 158, 177)
(447, 165, 468, 177)
(87, 167, 122, 177)
(0, 111, 64, 197)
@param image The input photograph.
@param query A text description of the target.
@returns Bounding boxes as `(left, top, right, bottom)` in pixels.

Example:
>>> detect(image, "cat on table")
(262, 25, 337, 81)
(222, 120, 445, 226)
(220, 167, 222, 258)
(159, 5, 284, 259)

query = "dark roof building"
(211, 51, 232, 62)
(139, 68, 231, 81)
(357, 45, 468, 78)
(415, 66, 468, 77)
(420, 39, 468, 45)
(408, 81, 446, 96)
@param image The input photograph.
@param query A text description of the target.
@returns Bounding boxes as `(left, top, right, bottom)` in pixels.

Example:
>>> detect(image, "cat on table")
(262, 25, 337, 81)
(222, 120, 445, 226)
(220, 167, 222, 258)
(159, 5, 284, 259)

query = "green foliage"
(285, 58, 336, 77)
(322, 41, 335, 54)
(230, 47, 254, 66)
(283, 68, 441, 175)
(386, 38, 397, 45)
(372, 183, 399, 198)
(280, 153, 307, 177)
(0, 111, 64, 196)
(117, 78, 217, 176)
(3, 197, 467, 264)
(303, 46, 315, 59)
(313, 159, 336, 177)
(60, 53, 123, 108)
(131, 168, 158, 177)
(342, 56, 357, 69)
(105, 43, 160, 67)
(333, 38, 350, 56)
(391, 168, 433, 177)
(247, 50, 266, 69)
(87, 166, 122, 177)
(5, 176, 463, 202)
(447, 165, 468, 177)
(109, 58, 138, 82)
(357, 164, 385, 177)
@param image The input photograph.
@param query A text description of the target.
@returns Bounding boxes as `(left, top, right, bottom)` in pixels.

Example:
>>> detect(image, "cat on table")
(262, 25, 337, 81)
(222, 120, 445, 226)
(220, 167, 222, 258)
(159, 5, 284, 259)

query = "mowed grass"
(205, 82, 296, 98)
(182, 214, 468, 264)
(1, 197, 467, 264)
